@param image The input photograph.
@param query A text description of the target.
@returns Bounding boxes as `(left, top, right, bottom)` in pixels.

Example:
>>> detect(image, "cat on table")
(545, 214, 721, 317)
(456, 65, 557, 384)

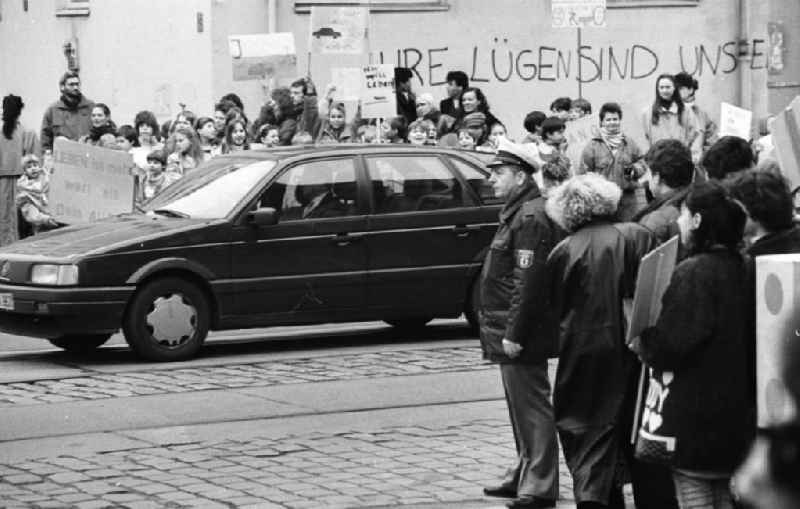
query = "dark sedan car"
(0, 145, 501, 361)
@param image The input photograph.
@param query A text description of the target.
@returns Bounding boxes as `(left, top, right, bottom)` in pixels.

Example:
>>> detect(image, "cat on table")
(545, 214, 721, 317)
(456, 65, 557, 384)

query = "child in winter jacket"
(16, 154, 58, 235)
(137, 149, 180, 206)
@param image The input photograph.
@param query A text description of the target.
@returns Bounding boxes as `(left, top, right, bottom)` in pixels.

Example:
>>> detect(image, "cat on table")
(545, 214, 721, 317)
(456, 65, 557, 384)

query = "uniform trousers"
(499, 361, 559, 500)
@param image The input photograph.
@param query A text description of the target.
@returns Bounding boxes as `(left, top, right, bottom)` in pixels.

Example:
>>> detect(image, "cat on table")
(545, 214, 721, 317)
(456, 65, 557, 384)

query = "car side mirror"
(247, 207, 278, 226)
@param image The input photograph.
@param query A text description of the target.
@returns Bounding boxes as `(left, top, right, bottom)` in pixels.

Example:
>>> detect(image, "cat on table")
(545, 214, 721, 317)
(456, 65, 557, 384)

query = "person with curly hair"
(545, 173, 655, 508)
(1, 94, 40, 245)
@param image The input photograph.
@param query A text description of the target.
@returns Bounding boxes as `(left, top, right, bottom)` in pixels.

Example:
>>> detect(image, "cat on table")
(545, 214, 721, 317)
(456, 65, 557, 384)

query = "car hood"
(0, 214, 216, 261)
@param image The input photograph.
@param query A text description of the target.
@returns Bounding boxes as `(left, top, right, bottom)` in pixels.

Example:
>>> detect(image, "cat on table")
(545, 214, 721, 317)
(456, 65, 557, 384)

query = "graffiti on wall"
(369, 37, 768, 87)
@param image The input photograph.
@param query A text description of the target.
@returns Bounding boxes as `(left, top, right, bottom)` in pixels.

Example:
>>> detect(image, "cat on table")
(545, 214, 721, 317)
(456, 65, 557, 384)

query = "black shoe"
(506, 495, 556, 509)
(483, 485, 517, 498)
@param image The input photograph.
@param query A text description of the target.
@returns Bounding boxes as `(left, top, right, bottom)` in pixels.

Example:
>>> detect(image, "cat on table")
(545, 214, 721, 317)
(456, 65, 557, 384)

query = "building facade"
(1, 0, 797, 143)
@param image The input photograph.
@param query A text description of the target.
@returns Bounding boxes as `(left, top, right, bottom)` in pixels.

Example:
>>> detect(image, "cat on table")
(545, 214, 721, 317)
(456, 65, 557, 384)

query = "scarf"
(59, 92, 83, 110)
(88, 123, 116, 143)
(599, 127, 624, 151)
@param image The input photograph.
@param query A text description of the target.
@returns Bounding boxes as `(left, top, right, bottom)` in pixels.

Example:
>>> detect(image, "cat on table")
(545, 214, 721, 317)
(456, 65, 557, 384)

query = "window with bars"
(56, 0, 89, 17)
(294, 0, 448, 13)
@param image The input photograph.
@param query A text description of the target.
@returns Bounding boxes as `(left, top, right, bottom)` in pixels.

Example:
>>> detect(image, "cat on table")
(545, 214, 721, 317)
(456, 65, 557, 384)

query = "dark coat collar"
(499, 180, 540, 224)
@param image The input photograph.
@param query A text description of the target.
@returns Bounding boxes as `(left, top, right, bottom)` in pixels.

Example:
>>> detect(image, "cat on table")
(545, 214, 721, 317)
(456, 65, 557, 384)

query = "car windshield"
(143, 158, 276, 219)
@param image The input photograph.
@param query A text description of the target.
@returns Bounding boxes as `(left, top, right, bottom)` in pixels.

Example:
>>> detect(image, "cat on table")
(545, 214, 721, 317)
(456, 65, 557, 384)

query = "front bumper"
(0, 282, 134, 338)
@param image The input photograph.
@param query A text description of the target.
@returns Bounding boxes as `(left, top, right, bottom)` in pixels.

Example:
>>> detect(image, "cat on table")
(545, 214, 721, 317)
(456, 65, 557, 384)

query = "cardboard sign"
(228, 33, 297, 81)
(330, 67, 362, 101)
(627, 235, 679, 443)
(564, 114, 598, 171)
(719, 102, 753, 140)
(309, 6, 368, 55)
(50, 138, 136, 224)
(361, 64, 397, 119)
(755, 254, 800, 427)
(626, 235, 679, 342)
(772, 95, 800, 192)
(552, 0, 606, 28)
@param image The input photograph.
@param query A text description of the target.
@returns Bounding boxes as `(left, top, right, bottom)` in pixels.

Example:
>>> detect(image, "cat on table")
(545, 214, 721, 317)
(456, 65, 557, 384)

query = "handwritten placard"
(361, 64, 397, 119)
(719, 101, 753, 140)
(50, 138, 136, 224)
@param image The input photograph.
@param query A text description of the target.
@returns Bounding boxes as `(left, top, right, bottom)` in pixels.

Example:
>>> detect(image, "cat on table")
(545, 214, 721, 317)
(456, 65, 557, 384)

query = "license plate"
(0, 293, 13, 311)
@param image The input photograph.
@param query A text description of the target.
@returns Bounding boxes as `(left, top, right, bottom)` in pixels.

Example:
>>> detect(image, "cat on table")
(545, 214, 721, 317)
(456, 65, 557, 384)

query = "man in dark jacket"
(40, 71, 93, 151)
(394, 67, 417, 124)
(635, 139, 693, 245)
(439, 70, 468, 118)
(730, 170, 800, 256)
(480, 141, 564, 509)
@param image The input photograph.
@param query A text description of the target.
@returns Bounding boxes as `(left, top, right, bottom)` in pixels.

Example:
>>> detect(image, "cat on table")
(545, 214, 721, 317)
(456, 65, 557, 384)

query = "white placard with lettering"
(51, 138, 136, 224)
(361, 64, 397, 119)
(719, 102, 753, 140)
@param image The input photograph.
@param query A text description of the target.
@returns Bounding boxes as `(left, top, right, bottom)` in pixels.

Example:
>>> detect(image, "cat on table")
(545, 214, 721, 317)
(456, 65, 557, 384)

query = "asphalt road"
(0, 321, 593, 508)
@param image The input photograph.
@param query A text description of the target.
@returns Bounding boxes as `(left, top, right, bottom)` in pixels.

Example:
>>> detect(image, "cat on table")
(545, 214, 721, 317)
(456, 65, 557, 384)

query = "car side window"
(259, 158, 359, 221)
(366, 156, 465, 214)
(448, 157, 500, 205)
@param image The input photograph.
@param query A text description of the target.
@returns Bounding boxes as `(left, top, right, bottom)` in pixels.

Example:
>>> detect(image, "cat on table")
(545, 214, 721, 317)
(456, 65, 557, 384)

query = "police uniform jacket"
(479, 180, 565, 364)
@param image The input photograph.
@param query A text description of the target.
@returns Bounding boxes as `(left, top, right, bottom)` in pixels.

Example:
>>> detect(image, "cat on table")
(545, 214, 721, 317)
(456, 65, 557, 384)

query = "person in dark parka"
(544, 173, 655, 509)
(730, 170, 800, 256)
(479, 141, 565, 509)
(631, 181, 755, 509)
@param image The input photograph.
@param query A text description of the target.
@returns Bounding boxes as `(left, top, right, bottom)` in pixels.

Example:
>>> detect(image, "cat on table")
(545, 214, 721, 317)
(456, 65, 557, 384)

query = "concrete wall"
(0, 0, 777, 144)
(280, 0, 768, 143)
(0, 0, 214, 132)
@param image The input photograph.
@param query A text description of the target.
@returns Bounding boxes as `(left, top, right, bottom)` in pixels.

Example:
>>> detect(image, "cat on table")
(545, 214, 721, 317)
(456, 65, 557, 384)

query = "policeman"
(480, 139, 569, 509)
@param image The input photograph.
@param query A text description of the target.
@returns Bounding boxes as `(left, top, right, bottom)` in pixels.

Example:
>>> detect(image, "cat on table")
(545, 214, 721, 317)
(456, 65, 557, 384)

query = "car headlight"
(30, 264, 79, 285)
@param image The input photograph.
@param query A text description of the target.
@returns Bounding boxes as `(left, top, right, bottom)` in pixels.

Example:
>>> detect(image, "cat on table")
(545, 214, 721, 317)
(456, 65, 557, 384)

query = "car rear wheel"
(123, 277, 210, 362)
(464, 276, 481, 334)
(384, 317, 433, 331)
(48, 334, 111, 353)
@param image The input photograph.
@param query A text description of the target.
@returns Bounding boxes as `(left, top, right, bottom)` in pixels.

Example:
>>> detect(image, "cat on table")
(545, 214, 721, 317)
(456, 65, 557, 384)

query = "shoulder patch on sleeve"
(515, 249, 534, 269)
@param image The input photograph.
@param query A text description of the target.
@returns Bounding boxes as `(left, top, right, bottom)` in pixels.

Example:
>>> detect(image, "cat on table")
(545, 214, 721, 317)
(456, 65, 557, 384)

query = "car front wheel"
(48, 334, 111, 353)
(123, 277, 210, 362)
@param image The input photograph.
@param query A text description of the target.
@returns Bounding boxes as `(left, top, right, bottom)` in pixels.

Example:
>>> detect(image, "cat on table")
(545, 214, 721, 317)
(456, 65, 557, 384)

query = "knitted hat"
(463, 112, 487, 128)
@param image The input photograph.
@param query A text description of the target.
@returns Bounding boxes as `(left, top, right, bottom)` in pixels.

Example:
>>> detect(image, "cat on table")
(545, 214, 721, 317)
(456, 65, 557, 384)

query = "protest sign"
(552, 0, 606, 28)
(228, 32, 297, 81)
(564, 114, 597, 171)
(627, 235, 679, 443)
(718, 102, 753, 140)
(309, 6, 368, 55)
(50, 138, 136, 224)
(361, 64, 397, 119)
(772, 95, 800, 192)
(330, 67, 362, 102)
(755, 254, 800, 427)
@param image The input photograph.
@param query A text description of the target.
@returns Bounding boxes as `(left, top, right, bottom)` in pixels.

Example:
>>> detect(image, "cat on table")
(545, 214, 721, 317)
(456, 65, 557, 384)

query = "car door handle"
(453, 226, 479, 238)
(331, 233, 362, 247)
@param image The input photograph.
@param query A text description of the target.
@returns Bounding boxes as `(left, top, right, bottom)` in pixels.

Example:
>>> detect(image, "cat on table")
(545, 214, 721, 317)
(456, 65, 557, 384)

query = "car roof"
(212, 144, 494, 168)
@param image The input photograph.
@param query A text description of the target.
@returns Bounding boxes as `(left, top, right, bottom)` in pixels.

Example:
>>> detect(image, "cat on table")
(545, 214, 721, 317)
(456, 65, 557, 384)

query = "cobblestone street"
(0, 347, 489, 406)
(0, 418, 575, 509)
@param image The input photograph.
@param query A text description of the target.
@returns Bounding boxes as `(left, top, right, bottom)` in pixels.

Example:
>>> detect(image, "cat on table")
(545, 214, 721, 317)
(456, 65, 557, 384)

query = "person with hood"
(579, 102, 646, 221)
(415, 93, 442, 126)
(480, 140, 561, 509)
(634, 139, 694, 246)
(674, 71, 718, 154)
(630, 181, 754, 509)
(545, 173, 654, 509)
(641, 74, 701, 164)
(41, 71, 94, 151)
(1, 94, 40, 245)
(730, 170, 800, 255)
(16, 154, 58, 237)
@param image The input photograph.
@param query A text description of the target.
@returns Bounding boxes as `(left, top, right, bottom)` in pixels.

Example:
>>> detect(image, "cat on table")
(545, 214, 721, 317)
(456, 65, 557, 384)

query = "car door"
(362, 153, 498, 318)
(228, 156, 368, 325)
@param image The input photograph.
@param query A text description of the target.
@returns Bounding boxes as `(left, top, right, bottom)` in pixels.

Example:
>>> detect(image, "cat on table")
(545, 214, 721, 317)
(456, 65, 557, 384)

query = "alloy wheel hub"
(145, 294, 197, 348)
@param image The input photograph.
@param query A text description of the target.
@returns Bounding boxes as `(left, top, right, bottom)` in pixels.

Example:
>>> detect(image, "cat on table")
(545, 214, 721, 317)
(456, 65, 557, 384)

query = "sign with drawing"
(228, 32, 297, 81)
(552, 0, 606, 28)
(309, 6, 369, 55)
